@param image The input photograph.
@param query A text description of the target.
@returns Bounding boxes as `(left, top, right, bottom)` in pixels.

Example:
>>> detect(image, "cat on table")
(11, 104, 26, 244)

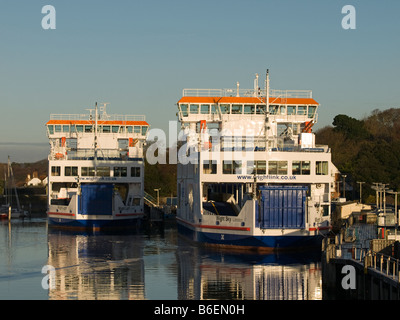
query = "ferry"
(176, 71, 336, 251)
(45, 103, 149, 231)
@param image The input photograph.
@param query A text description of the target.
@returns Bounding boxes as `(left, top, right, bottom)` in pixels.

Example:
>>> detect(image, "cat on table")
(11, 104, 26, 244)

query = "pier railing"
(324, 238, 400, 283)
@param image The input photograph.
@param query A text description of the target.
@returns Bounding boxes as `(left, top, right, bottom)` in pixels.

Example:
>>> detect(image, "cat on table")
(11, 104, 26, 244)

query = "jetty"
(322, 222, 400, 299)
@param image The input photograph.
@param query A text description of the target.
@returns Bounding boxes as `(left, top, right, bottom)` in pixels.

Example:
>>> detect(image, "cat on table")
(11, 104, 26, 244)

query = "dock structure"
(322, 226, 400, 300)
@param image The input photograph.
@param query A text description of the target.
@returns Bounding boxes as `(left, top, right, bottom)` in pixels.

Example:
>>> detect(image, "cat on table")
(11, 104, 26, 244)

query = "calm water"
(0, 217, 323, 300)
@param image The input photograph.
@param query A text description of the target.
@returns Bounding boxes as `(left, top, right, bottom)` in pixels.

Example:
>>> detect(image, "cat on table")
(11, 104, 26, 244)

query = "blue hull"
(177, 220, 322, 251)
(48, 216, 142, 231)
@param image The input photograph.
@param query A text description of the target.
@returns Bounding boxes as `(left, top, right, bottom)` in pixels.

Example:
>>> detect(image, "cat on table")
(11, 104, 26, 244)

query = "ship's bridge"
(46, 106, 149, 161)
(177, 87, 322, 152)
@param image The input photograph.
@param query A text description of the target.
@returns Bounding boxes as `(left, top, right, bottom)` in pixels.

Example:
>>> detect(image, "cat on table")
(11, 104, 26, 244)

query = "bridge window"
(211, 104, 218, 114)
(287, 106, 296, 115)
(112, 126, 119, 133)
(85, 125, 93, 133)
(190, 104, 199, 114)
(269, 105, 279, 115)
(76, 125, 83, 133)
(220, 104, 230, 114)
(142, 126, 148, 135)
(47, 125, 54, 134)
(180, 104, 188, 117)
(62, 125, 69, 133)
(256, 105, 266, 114)
(134, 126, 141, 133)
(308, 106, 317, 118)
(231, 104, 242, 114)
(244, 105, 255, 114)
(297, 106, 307, 115)
(201, 104, 210, 114)
(55, 125, 62, 133)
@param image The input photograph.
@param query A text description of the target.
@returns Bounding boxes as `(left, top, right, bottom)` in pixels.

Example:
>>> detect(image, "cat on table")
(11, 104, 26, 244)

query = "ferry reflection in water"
(176, 238, 322, 300)
(46, 226, 322, 300)
(47, 230, 145, 299)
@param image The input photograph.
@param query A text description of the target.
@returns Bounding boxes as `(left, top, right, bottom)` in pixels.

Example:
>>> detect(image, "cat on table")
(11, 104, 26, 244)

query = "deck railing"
(182, 88, 312, 99)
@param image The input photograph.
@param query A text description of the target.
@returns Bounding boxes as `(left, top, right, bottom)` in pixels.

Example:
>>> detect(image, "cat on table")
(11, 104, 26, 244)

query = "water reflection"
(47, 230, 146, 299)
(176, 238, 322, 300)
(46, 225, 322, 300)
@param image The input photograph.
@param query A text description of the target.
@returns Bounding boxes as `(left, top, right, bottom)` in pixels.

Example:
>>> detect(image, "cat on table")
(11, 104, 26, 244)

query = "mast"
(94, 102, 98, 175)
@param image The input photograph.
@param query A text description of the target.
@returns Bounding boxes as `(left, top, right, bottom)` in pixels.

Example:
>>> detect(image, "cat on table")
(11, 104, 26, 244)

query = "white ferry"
(45, 103, 149, 231)
(176, 71, 335, 251)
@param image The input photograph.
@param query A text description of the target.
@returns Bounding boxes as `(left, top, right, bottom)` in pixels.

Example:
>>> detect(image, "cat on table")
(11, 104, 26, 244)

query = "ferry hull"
(177, 220, 323, 252)
(48, 214, 143, 232)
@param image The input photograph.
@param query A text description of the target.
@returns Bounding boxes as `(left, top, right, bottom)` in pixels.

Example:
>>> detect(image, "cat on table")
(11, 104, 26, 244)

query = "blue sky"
(1, 0, 400, 162)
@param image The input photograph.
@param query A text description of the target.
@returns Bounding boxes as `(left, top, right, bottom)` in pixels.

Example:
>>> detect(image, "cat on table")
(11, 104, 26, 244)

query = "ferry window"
(141, 126, 148, 135)
(287, 106, 296, 115)
(190, 104, 199, 114)
(201, 104, 210, 114)
(47, 125, 54, 134)
(119, 126, 125, 133)
(81, 167, 95, 176)
(203, 160, 217, 174)
(220, 104, 230, 114)
(256, 105, 266, 114)
(308, 106, 317, 118)
(97, 167, 110, 177)
(279, 106, 286, 115)
(76, 125, 83, 132)
(70, 125, 76, 133)
(244, 105, 255, 114)
(292, 161, 310, 175)
(114, 166, 127, 177)
(180, 104, 188, 117)
(55, 125, 62, 133)
(51, 166, 61, 176)
(131, 167, 141, 177)
(127, 126, 133, 133)
(102, 126, 111, 133)
(297, 106, 307, 115)
(231, 104, 242, 114)
(65, 166, 78, 176)
(316, 161, 328, 175)
(85, 125, 93, 133)
(62, 125, 69, 133)
(269, 105, 279, 115)
(223, 161, 241, 174)
(223, 161, 233, 174)
(211, 104, 218, 114)
(133, 126, 140, 133)
(248, 161, 266, 174)
(112, 126, 119, 133)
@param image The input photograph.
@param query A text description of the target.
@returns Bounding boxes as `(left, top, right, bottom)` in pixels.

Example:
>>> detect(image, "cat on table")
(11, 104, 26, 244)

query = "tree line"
(316, 108, 400, 203)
